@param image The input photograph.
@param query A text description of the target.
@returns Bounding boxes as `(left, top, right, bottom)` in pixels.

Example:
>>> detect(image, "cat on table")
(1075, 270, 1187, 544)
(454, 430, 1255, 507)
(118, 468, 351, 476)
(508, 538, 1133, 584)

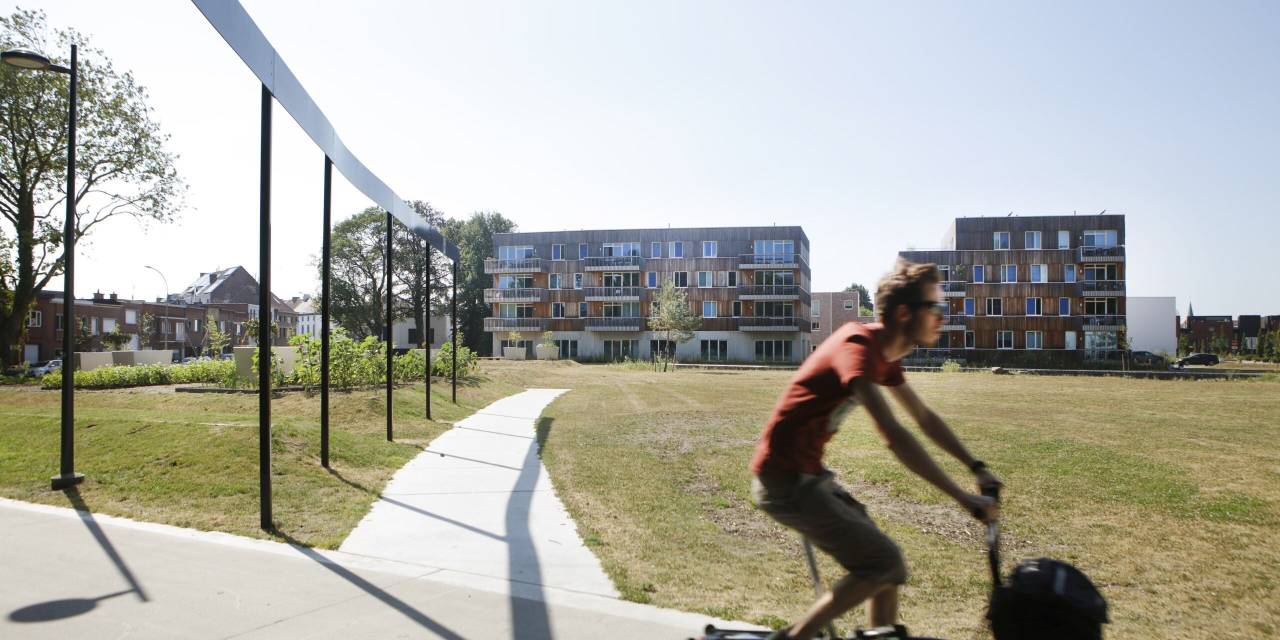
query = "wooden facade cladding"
(946, 214, 1125, 251)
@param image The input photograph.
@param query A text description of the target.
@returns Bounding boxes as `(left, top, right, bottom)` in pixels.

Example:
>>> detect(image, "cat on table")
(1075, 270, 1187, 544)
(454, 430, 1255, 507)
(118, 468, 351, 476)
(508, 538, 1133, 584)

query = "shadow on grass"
(535, 417, 553, 456)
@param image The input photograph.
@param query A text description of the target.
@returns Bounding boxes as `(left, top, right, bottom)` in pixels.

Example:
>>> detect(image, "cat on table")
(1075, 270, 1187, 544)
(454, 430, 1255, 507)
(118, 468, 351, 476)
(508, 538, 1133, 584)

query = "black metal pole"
(451, 260, 457, 403)
(386, 210, 394, 442)
(424, 240, 431, 420)
(52, 44, 82, 490)
(320, 156, 332, 468)
(258, 84, 273, 530)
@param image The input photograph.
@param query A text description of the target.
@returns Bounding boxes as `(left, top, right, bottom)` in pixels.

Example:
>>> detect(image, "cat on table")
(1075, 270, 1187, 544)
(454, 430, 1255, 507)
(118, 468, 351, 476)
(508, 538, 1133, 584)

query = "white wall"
(393, 316, 452, 349)
(1127, 296, 1177, 355)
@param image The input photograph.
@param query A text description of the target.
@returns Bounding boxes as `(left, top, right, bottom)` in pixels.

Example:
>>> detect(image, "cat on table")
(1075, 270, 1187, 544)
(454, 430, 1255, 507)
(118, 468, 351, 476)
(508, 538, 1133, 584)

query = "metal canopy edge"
(191, 0, 460, 262)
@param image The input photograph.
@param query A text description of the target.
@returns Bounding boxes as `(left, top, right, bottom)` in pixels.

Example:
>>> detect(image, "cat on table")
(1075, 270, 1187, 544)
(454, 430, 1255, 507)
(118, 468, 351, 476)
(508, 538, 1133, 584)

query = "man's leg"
(869, 584, 899, 627)
(786, 574, 889, 640)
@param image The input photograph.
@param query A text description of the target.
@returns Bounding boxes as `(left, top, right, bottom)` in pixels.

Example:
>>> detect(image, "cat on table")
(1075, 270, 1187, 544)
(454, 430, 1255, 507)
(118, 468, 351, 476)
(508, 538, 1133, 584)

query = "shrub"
(42, 360, 236, 390)
(940, 359, 963, 373)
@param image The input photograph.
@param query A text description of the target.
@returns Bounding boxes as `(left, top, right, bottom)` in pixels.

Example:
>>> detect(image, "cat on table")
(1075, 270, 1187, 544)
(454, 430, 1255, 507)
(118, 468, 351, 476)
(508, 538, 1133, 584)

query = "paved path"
(340, 388, 619, 599)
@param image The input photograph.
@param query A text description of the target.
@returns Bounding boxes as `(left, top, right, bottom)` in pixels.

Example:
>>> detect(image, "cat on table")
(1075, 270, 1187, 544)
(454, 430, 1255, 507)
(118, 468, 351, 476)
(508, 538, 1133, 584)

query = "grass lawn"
(0, 373, 522, 548)
(478, 361, 1280, 639)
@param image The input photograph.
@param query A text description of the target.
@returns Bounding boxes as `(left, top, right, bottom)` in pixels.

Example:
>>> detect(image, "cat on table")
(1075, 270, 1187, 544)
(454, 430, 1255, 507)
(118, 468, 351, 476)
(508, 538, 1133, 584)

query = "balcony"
(739, 316, 801, 332)
(484, 258, 544, 274)
(583, 256, 642, 271)
(1081, 280, 1126, 297)
(483, 287, 547, 303)
(1082, 315, 1125, 330)
(584, 286, 642, 301)
(738, 254, 805, 270)
(941, 281, 967, 298)
(584, 316, 645, 332)
(1079, 245, 1125, 262)
(737, 285, 808, 303)
(483, 317, 549, 332)
(940, 315, 969, 331)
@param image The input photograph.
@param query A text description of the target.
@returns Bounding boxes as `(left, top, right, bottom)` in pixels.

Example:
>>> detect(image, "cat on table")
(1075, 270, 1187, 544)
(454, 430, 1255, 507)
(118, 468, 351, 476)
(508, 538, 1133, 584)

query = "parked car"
(1130, 350, 1167, 368)
(1176, 353, 1220, 368)
(29, 359, 62, 376)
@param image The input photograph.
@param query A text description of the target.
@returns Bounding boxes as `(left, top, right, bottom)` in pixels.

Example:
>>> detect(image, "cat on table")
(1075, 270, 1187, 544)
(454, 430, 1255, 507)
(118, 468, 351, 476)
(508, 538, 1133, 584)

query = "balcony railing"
(484, 257, 544, 273)
(483, 317, 549, 332)
(739, 316, 801, 331)
(1082, 315, 1125, 328)
(483, 287, 547, 303)
(584, 286, 643, 301)
(940, 315, 969, 330)
(738, 253, 805, 269)
(583, 256, 642, 270)
(584, 316, 645, 331)
(941, 281, 967, 296)
(737, 284, 805, 300)
(1079, 245, 1125, 261)
(1081, 280, 1126, 295)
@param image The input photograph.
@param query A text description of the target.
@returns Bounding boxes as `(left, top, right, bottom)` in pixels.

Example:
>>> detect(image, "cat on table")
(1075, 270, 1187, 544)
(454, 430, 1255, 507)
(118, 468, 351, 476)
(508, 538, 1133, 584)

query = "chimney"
(93, 291, 104, 302)
(109, 293, 118, 302)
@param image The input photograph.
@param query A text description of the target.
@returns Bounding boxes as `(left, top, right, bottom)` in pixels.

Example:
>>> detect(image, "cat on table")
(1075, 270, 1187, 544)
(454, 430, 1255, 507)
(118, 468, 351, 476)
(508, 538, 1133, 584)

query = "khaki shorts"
(751, 471, 908, 585)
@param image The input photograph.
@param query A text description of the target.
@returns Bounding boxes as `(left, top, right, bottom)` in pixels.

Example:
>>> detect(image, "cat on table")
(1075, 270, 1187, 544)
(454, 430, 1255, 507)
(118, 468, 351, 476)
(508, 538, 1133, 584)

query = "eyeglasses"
(909, 300, 948, 317)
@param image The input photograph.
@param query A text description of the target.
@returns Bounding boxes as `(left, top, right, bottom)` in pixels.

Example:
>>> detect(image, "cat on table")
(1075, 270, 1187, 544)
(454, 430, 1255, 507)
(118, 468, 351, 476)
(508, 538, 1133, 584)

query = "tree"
(138, 313, 161, 349)
(842, 282, 874, 316)
(392, 201, 450, 347)
(202, 311, 229, 357)
(649, 280, 701, 368)
(0, 9, 183, 366)
(100, 326, 131, 351)
(317, 208, 391, 339)
(440, 212, 516, 356)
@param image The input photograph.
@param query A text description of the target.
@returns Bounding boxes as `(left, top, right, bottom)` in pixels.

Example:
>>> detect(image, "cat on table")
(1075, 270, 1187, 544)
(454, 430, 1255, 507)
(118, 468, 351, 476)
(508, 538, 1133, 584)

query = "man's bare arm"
(853, 379, 967, 503)
(888, 383, 978, 468)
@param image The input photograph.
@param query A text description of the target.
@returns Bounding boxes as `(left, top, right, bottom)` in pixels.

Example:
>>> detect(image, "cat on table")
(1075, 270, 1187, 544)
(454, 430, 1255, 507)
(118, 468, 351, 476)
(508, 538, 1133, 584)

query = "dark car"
(1176, 353, 1220, 368)
(1130, 350, 1167, 368)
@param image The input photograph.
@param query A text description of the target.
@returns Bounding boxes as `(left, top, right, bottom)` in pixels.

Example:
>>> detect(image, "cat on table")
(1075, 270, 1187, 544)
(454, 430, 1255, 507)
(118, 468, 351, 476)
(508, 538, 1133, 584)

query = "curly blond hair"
(876, 259, 941, 327)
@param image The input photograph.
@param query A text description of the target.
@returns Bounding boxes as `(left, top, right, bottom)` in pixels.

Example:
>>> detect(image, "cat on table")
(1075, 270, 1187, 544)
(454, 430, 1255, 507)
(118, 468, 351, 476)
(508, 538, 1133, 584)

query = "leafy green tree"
(842, 282, 874, 316)
(100, 326, 131, 351)
(649, 280, 701, 367)
(440, 212, 516, 356)
(317, 208, 391, 339)
(0, 9, 183, 366)
(202, 311, 229, 357)
(393, 201, 450, 347)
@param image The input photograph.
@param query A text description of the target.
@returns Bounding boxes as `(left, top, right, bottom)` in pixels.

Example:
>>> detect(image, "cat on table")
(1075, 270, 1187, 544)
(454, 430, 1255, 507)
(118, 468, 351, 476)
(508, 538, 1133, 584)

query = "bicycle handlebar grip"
(981, 484, 1001, 501)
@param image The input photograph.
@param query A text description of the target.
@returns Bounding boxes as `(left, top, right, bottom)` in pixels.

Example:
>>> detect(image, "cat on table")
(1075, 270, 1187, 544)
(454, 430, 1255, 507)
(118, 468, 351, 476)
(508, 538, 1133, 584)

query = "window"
(1085, 331, 1118, 350)
(812, 321, 820, 331)
(755, 339, 793, 362)
(646, 272, 657, 288)
(938, 265, 950, 282)
(603, 339, 639, 361)
(1025, 231, 1041, 249)
(603, 242, 641, 257)
(578, 302, 588, 317)
(1058, 230, 1070, 249)
(498, 303, 534, 318)
(1064, 265, 1077, 283)
(702, 301, 718, 318)
(843, 300, 855, 310)
(728, 271, 738, 287)
(125, 309, 137, 324)
(552, 303, 565, 318)
(650, 339, 676, 358)
(702, 241, 717, 257)
(498, 245, 534, 260)
(673, 272, 688, 288)
(1084, 297, 1118, 315)
(579, 243, 589, 259)
(754, 240, 795, 261)
(997, 331, 1014, 349)
(714, 271, 729, 287)
(27, 310, 41, 328)
(1026, 298, 1042, 316)
(556, 340, 579, 360)
(670, 241, 684, 258)
(733, 300, 742, 317)
(602, 272, 640, 287)
(603, 302, 641, 317)
(1059, 297, 1070, 316)
(964, 331, 975, 349)
(549, 273, 562, 289)
(408, 327, 420, 344)
(56, 314, 64, 330)
(1030, 264, 1047, 283)
(573, 273, 583, 289)
(1026, 331, 1043, 350)
(756, 301, 795, 317)
(993, 232, 1010, 250)
(986, 298, 1003, 316)
(812, 299, 821, 317)
(552, 244, 564, 260)
(964, 298, 975, 315)
(1083, 264, 1118, 281)
(973, 264, 985, 283)
(499, 274, 534, 289)
(757, 270, 794, 286)
(700, 340, 728, 362)
(1001, 264, 1017, 283)
(698, 271, 713, 288)
(650, 242, 662, 258)
(1082, 230, 1117, 247)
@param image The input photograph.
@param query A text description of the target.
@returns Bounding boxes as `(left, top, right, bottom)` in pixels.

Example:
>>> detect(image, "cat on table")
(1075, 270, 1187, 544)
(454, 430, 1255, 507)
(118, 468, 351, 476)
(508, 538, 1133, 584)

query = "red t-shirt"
(749, 322, 905, 476)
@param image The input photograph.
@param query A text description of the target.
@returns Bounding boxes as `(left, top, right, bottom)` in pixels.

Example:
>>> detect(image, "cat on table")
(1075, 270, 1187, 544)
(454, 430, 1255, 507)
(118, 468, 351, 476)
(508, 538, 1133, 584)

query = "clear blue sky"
(13, 1, 1280, 315)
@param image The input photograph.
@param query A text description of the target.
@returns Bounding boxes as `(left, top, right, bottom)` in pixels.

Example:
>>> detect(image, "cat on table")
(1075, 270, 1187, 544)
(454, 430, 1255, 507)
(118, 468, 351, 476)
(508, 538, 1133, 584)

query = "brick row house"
(899, 214, 1127, 365)
(483, 226, 813, 363)
(809, 291, 873, 349)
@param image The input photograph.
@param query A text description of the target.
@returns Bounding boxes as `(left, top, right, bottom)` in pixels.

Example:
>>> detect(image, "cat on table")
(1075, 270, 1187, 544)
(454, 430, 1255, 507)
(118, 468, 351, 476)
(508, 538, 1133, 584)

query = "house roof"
(177, 266, 244, 302)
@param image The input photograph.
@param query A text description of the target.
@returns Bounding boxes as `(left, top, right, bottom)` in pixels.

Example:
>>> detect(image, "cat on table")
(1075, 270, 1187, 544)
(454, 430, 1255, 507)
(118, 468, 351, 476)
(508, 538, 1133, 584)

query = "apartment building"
(809, 291, 872, 349)
(898, 214, 1126, 365)
(483, 226, 812, 362)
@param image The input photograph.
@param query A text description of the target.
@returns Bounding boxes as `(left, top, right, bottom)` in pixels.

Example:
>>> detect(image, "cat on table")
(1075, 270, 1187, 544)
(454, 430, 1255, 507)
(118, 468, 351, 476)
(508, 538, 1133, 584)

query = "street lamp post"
(143, 265, 171, 356)
(3, 45, 82, 490)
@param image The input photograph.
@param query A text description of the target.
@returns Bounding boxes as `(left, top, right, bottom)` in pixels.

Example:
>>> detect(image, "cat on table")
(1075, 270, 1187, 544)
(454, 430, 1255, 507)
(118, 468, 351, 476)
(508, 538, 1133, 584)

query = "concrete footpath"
(0, 388, 755, 638)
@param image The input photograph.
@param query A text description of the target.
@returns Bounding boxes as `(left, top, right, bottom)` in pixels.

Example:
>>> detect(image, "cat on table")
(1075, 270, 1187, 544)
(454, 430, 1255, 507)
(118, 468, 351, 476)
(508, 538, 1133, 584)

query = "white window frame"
(697, 271, 713, 288)
(552, 244, 564, 260)
(1058, 230, 1070, 249)
(549, 273, 562, 289)
(578, 243, 589, 259)
(1026, 331, 1043, 350)
(1025, 231, 1041, 250)
(702, 241, 717, 257)
(993, 231, 1010, 250)
(669, 241, 684, 258)
(964, 331, 975, 349)
(728, 271, 738, 287)
(973, 264, 985, 283)
(1064, 264, 1077, 283)
(1001, 264, 1017, 283)
(812, 321, 819, 331)
(573, 273, 583, 289)
(1059, 297, 1070, 316)
(1026, 297, 1042, 316)
(650, 242, 662, 258)
(1031, 264, 1048, 283)
(843, 300, 855, 310)
(646, 271, 657, 288)
(551, 302, 565, 318)
(578, 302, 588, 317)
(997, 330, 1014, 350)
(125, 309, 137, 324)
(702, 300, 717, 318)
(27, 310, 42, 328)
(673, 271, 688, 288)
(986, 298, 1003, 316)
(964, 297, 975, 316)
(732, 300, 742, 317)
(1083, 229, 1117, 247)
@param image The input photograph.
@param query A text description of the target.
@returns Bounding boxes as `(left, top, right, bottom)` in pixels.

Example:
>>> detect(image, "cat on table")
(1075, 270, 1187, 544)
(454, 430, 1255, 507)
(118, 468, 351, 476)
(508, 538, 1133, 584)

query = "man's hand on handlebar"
(958, 493, 998, 523)
(975, 468, 1003, 492)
